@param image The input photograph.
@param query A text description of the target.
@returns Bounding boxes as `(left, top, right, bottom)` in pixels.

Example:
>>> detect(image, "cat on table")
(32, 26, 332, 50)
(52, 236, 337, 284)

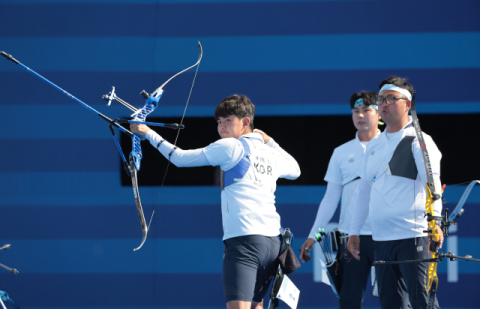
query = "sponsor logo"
(417, 246, 423, 252)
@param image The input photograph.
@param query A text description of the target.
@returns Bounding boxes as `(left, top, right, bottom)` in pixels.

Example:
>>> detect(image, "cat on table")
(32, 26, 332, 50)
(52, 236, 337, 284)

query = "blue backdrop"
(0, 0, 479, 308)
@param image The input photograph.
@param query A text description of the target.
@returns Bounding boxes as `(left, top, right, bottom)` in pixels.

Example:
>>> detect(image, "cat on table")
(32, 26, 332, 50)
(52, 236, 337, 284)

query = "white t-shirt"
(308, 131, 379, 239)
(146, 131, 300, 240)
(349, 118, 443, 241)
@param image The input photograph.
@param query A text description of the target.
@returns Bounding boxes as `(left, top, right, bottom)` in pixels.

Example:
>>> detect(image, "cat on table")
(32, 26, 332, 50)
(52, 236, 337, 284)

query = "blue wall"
(1, 0, 479, 308)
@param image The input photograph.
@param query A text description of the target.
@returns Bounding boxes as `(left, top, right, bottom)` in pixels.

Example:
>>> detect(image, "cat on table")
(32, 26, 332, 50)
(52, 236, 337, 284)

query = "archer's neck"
(386, 116, 409, 133)
(358, 129, 378, 142)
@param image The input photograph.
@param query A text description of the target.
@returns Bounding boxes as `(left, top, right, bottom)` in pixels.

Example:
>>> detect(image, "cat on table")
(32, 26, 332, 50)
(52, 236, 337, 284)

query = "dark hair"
(349, 91, 378, 110)
(378, 76, 414, 96)
(214, 94, 255, 131)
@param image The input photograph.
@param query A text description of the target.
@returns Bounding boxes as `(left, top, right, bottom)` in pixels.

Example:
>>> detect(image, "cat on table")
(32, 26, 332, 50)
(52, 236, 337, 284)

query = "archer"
(131, 94, 301, 309)
(347, 76, 443, 308)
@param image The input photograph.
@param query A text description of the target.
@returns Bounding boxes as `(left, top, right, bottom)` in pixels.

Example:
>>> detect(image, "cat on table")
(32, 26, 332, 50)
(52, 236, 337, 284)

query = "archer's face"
(378, 90, 410, 125)
(352, 105, 380, 133)
(217, 115, 246, 139)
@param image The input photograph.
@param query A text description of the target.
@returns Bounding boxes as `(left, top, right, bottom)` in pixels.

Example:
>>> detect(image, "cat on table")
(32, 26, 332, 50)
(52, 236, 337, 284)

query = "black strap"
(157, 139, 165, 149)
(168, 146, 178, 157)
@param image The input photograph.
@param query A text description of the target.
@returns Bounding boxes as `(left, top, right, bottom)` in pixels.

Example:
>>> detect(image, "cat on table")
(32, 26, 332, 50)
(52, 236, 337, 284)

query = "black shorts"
(223, 235, 281, 303)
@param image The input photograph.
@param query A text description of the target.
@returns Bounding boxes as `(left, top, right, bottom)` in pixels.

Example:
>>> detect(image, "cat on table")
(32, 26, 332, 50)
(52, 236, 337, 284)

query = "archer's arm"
(301, 183, 342, 262)
(349, 145, 373, 237)
(346, 178, 371, 260)
(130, 123, 240, 168)
(307, 148, 344, 238)
(308, 182, 343, 239)
(145, 130, 211, 167)
(349, 179, 371, 236)
(300, 184, 341, 262)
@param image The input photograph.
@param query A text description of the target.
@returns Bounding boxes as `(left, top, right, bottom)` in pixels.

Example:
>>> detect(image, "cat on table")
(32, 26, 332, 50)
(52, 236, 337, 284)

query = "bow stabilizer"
(447, 180, 479, 224)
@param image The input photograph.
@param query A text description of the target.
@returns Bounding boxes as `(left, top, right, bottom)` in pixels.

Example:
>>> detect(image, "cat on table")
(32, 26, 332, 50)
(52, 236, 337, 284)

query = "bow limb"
(130, 41, 203, 251)
(447, 180, 480, 223)
(154, 41, 203, 94)
(107, 124, 148, 252)
(130, 41, 203, 172)
(130, 156, 148, 252)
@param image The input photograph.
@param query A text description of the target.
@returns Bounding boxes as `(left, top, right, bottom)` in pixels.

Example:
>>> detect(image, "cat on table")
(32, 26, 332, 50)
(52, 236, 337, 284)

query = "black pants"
(338, 235, 375, 309)
(375, 237, 440, 309)
(223, 235, 280, 303)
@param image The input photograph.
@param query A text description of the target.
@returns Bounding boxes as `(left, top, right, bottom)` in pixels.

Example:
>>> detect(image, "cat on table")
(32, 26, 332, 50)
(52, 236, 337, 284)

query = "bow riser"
(425, 185, 440, 294)
(131, 91, 163, 171)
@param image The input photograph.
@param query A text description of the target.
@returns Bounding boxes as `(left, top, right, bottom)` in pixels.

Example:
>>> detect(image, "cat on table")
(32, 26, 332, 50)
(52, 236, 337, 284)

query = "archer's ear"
(406, 100, 412, 112)
(243, 117, 251, 129)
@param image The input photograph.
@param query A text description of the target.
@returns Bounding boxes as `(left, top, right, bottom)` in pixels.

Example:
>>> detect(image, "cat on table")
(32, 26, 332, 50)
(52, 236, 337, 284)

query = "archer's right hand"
(253, 129, 271, 144)
(300, 238, 316, 263)
(347, 235, 361, 261)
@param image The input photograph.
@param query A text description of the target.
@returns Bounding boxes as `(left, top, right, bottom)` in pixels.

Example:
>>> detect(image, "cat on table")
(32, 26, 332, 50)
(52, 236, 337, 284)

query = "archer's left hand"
(429, 225, 444, 249)
(130, 123, 151, 138)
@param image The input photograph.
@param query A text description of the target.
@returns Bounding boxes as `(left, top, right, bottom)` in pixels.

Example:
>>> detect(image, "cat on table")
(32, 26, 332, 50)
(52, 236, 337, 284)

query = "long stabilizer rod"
(1, 51, 133, 137)
(116, 119, 185, 130)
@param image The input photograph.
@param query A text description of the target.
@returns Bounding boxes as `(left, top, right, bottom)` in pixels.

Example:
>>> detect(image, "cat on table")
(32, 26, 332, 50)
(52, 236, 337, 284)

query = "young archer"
(300, 91, 381, 308)
(131, 94, 300, 309)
